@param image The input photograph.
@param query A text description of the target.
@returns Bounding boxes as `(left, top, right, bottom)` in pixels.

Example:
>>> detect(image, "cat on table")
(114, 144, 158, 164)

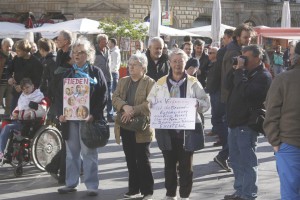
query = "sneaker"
(142, 194, 153, 200)
(224, 194, 239, 200)
(87, 189, 98, 196)
(58, 186, 77, 194)
(214, 156, 232, 172)
(179, 198, 189, 200)
(164, 196, 177, 200)
(124, 191, 141, 198)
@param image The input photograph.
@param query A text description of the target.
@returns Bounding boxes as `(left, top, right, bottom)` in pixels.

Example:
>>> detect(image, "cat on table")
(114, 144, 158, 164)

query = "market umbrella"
(281, 1, 291, 27)
(149, 0, 161, 39)
(142, 22, 201, 37)
(211, 0, 221, 47)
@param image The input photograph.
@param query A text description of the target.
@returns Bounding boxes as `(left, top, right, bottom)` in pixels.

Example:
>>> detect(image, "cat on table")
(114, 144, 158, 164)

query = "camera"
(232, 55, 248, 66)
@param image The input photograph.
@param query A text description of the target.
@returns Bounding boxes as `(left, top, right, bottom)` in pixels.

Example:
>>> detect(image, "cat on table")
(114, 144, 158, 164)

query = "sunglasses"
(208, 52, 216, 54)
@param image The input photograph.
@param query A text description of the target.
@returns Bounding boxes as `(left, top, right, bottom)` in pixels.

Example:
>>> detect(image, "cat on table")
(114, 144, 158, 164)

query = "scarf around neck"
(73, 62, 97, 84)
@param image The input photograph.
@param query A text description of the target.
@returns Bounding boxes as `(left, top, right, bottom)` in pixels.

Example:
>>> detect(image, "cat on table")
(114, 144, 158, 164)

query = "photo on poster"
(63, 78, 90, 120)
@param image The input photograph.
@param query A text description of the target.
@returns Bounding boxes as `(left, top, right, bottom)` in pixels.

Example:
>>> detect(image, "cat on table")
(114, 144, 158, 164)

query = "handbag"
(247, 108, 266, 135)
(80, 120, 110, 148)
(115, 112, 149, 132)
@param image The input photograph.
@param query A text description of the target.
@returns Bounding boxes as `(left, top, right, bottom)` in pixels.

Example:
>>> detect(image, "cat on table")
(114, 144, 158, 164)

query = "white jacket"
(109, 46, 121, 73)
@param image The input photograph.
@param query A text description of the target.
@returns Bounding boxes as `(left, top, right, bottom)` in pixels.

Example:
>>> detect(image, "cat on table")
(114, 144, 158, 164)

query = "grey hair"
(128, 53, 148, 74)
(59, 30, 73, 45)
(1, 38, 14, 46)
(242, 44, 264, 60)
(169, 48, 189, 63)
(148, 37, 164, 48)
(72, 36, 96, 65)
(96, 34, 108, 43)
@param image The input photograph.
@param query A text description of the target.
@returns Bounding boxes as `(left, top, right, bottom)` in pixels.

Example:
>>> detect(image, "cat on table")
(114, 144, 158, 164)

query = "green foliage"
(99, 18, 148, 41)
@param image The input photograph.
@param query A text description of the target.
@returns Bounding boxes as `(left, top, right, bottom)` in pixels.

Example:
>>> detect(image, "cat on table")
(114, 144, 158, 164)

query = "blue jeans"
(0, 122, 22, 153)
(276, 143, 300, 200)
(112, 72, 119, 93)
(273, 64, 285, 76)
(210, 90, 229, 160)
(228, 126, 258, 200)
(106, 82, 114, 118)
(65, 121, 99, 190)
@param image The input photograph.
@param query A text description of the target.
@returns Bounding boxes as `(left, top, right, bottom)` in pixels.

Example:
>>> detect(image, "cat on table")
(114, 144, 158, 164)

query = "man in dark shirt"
(145, 37, 169, 81)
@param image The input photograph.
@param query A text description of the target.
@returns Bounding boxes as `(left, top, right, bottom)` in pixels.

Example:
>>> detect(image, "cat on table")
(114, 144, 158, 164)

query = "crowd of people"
(0, 22, 299, 200)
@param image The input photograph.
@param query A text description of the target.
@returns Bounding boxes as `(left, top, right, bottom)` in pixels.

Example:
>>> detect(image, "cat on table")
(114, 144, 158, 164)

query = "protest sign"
(63, 78, 89, 120)
(150, 98, 196, 129)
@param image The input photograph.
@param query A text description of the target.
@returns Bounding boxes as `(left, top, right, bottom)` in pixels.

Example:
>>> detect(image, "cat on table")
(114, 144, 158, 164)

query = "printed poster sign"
(150, 98, 196, 130)
(63, 78, 89, 120)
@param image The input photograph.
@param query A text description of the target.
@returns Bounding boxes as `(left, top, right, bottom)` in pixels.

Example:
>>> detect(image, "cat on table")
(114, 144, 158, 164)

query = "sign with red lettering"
(63, 78, 90, 120)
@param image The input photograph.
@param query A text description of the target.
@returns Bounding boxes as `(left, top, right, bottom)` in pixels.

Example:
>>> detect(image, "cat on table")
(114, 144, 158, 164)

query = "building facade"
(0, 0, 299, 29)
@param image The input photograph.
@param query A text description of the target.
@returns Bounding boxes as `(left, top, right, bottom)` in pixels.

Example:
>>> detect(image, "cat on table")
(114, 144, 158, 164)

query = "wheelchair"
(0, 116, 63, 177)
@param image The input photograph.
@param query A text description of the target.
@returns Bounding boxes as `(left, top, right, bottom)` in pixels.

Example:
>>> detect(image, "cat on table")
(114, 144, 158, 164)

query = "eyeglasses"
(72, 50, 86, 55)
(208, 52, 216, 55)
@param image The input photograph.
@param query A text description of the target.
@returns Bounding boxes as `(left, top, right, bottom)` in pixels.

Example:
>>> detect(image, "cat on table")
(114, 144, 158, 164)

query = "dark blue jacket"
(225, 64, 272, 128)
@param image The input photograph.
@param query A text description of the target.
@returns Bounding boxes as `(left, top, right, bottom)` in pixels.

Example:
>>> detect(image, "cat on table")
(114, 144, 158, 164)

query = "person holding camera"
(224, 45, 272, 200)
(221, 24, 255, 104)
(271, 45, 284, 76)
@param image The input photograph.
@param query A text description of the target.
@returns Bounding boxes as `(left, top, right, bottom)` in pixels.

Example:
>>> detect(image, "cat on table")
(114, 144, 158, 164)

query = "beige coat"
(112, 75, 155, 144)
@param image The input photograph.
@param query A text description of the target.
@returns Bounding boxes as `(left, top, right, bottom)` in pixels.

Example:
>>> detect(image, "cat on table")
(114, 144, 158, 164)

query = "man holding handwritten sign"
(147, 49, 210, 200)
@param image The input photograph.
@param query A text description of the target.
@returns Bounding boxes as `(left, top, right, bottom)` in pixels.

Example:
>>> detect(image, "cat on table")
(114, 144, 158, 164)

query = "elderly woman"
(57, 37, 107, 196)
(147, 49, 210, 200)
(112, 53, 155, 200)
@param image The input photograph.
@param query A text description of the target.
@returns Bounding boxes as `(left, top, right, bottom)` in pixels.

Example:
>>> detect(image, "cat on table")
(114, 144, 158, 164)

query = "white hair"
(1, 38, 14, 46)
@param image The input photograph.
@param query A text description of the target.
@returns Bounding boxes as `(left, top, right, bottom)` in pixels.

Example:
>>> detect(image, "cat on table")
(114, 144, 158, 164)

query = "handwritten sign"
(150, 98, 196, 130)
(63, 78, 90, 120)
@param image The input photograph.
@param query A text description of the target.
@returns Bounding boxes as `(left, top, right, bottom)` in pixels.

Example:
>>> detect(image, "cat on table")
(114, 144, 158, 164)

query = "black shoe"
(213, 141, 222, 147)
(124, 191, 141, 198)
(58, 186, 77, 194)
(87, 189, 98, 196)
(224, 194, 239, 200)
(214, 156, 232, 172)
(107, 117, 115, 123)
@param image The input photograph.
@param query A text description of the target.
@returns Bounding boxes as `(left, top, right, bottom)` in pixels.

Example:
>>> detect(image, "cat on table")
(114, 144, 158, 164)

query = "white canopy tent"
(142, 22, 201, 37)
(22, 18, 103, 38)
(184, 24, 235, 38)
(0, 22, 27, 38)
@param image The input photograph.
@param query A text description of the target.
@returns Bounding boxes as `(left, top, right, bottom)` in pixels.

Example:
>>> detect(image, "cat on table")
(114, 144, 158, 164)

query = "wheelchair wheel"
(31, 125, 62, 171)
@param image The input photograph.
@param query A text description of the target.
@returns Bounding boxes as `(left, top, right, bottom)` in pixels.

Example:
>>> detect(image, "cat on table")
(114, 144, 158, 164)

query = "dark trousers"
(120, 128, 154, 196)
(210, 90, 229, 160)
(162, 137, 194, 198)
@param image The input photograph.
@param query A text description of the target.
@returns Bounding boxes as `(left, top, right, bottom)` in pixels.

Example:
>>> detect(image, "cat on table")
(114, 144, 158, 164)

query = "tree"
(99, 18, 148, 41)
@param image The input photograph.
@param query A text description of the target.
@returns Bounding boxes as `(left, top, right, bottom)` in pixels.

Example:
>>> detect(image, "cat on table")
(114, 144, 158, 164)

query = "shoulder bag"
(80, 119, 110, 148)
(115, 112, 149, 132)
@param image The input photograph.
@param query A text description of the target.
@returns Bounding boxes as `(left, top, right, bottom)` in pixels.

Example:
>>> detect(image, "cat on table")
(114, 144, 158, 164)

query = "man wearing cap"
(185, 57, 199, 76)
(264, 42, 300, 200)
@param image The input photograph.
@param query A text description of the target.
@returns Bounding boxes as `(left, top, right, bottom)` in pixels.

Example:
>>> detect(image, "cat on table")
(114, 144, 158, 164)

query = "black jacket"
(8, 55, 43, 96)
(40, 52, 57, 97)
(145, 50, 169, 81)
(225, 64, 272, 128)
(192, 52, 209, 88)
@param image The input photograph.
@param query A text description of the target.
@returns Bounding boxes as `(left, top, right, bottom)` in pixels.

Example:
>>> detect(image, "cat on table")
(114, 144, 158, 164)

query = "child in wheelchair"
(0, 78, 47, 161)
